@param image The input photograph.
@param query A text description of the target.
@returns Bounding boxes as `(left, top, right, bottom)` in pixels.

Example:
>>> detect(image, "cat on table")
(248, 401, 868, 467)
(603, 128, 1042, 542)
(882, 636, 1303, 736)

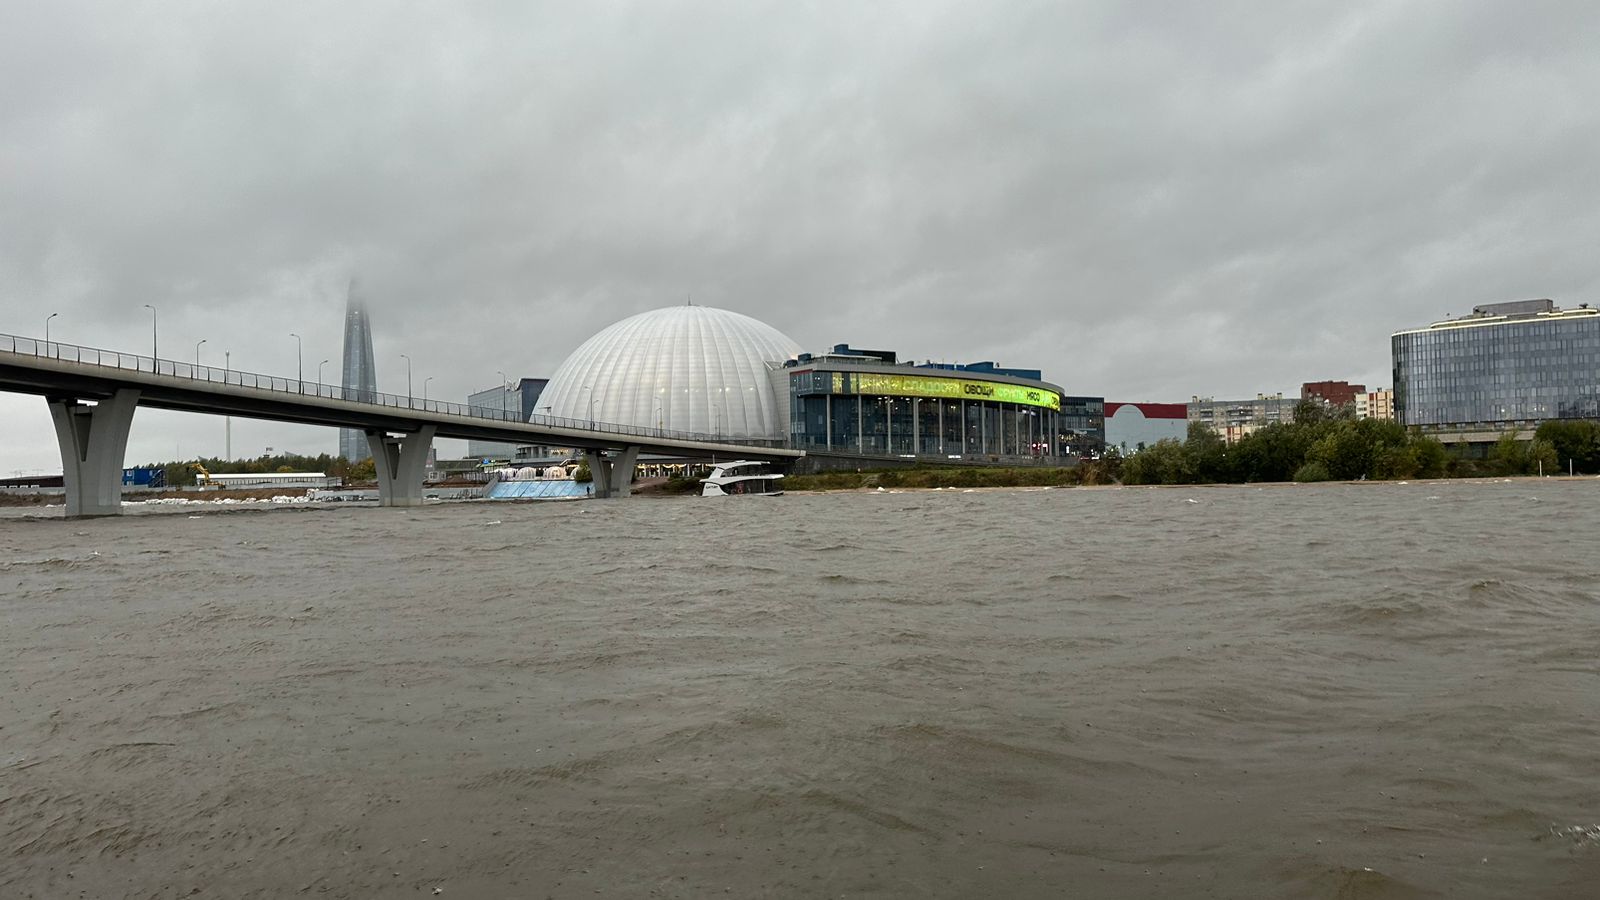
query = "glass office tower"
(1392, 299, 1600, 429)
(338, 281, 378, 461)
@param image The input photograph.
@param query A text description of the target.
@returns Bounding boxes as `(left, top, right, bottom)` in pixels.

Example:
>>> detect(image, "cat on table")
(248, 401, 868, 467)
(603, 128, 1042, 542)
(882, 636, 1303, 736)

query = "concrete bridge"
(1, 333, 802, 516)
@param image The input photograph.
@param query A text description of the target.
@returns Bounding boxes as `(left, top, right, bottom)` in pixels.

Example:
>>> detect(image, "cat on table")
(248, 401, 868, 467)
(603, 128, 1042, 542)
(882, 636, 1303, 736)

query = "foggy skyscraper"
(339, 280, 377, 461)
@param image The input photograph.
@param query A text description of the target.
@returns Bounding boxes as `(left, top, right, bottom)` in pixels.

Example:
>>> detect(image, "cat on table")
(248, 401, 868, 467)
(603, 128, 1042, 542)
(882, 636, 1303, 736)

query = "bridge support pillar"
(48, 389, 141, 518)
(584, 446, 640, 499)
(366, 425, 435, 507)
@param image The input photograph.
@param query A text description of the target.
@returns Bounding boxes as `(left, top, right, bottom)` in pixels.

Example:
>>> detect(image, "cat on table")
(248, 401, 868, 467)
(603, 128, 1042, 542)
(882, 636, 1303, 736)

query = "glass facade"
(338, 288, 377, 462)
(1392, 311, 1600, 428)
(466, 378, 550, 459)
(788, 366, 1103, 460)
(1058, 396, 1107, 457)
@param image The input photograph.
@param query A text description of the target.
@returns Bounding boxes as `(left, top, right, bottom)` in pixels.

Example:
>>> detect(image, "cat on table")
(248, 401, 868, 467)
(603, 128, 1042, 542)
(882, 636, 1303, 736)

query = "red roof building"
(1301, 380, 1365, 407)
(1105, 402, 1189, 452)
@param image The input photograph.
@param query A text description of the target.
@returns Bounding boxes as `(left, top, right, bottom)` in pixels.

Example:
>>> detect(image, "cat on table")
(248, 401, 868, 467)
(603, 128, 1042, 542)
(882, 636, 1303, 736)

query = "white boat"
(701, 460, 784, 497)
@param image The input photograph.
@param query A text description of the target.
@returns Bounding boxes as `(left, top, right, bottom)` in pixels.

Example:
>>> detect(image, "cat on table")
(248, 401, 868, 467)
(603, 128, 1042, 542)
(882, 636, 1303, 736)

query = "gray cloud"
(4, 0, 1598, 471)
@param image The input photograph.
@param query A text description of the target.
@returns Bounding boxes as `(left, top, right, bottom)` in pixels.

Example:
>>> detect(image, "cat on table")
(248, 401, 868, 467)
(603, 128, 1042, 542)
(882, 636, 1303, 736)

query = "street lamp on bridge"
(289, 333, 302, 390)
(194, 338, 206, 370)
(143, 304, 157, 359)
(401, 354, 412, 407)
(318, 359, 330, 391)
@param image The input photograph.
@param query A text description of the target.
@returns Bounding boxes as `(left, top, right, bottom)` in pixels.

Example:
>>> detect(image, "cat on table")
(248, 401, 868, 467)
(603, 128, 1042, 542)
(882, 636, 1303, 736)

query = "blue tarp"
(486, 480, 590, 500)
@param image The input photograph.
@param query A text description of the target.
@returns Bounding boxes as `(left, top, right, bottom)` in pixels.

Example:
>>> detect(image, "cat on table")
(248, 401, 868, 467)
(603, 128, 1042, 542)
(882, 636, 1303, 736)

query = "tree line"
(143, 452, 377, 487)
(1119, 401, 1600, 485)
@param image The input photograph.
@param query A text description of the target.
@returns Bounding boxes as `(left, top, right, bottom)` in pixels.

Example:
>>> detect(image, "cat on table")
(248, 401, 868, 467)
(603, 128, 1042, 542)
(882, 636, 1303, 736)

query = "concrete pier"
(48, 389, 140, 517)
(584, 446, 640, 499)
(366, 425, 436, 507)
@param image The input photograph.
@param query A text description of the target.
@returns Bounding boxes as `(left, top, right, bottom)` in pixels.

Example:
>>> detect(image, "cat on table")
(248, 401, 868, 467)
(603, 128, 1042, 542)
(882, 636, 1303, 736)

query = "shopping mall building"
(782, 345, 1102, 460)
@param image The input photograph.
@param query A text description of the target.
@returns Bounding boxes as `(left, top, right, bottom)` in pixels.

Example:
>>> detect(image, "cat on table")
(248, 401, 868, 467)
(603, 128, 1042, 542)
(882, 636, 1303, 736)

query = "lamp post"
(424, 376, 432, 403)
(318, 358, 330, 388)
(224, 350, 231, 460)
(194, 338, 206, 370)
(654, 397, 663, 431)
(401, 354, 412, 406)
(143, 304, 157, 359)
(581, 384, 594, 428)
(45, 312, 57, 348)
(289, 332, 302, 390)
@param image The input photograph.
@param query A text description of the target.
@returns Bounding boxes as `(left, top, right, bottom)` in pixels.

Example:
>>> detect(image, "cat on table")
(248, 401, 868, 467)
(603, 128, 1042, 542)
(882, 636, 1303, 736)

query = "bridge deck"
(0, 333, 802, 461)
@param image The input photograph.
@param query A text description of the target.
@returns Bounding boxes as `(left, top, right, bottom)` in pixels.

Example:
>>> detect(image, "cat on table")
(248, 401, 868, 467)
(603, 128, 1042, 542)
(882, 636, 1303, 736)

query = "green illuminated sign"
(843, 371, 1061, 410)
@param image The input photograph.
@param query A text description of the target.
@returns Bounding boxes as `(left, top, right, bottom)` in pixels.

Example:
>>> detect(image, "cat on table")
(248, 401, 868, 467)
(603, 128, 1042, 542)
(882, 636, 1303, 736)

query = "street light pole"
(424, 376, 432, 403)
(289, 333, 302, 389)
(45, 312, 57, 345)
(195, 338, 206, 370)
(401, 354, 412, 406)
(143, 304, 157, 359)
(581, 384, 593, 428)
(318, 359, 330, 391)
(224, 350, 231, 461)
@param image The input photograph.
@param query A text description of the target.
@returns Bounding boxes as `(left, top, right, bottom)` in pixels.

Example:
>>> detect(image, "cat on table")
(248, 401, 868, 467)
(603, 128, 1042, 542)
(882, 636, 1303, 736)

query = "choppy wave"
(2, 478, 1597, 898)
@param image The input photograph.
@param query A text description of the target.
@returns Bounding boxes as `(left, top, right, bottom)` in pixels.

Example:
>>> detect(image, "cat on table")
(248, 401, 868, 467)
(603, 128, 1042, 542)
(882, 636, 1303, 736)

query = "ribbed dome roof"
(539, 306, 803, 439)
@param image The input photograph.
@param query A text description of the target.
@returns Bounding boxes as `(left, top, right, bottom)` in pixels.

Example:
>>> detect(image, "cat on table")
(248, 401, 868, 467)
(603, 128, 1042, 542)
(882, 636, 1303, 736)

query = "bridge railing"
(1, 332, 790, 448)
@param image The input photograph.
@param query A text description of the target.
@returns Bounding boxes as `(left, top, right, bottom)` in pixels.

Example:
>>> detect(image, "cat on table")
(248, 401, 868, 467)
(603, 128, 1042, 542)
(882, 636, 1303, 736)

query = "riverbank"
(0, 486, 318, 507)
(783, 468, 1598, 493)
(784, 466, 1091, 492)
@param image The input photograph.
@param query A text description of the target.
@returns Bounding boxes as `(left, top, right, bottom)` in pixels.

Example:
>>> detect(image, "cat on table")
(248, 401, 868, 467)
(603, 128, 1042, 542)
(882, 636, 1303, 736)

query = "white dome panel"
(538, 306, 803, 440)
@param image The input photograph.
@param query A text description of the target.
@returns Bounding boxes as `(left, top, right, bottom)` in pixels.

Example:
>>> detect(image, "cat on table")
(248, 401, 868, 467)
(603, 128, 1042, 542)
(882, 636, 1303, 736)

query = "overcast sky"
(3, 1, 1598, 473)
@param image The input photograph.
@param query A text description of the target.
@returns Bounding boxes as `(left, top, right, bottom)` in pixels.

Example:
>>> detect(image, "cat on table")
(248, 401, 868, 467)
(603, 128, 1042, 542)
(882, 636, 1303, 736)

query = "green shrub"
(661, 476, 702, 494)
(1292, 461, 1331, 483)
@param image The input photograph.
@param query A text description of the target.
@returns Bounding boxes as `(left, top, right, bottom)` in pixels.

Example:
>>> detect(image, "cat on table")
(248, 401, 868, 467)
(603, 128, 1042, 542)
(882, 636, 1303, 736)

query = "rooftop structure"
(1471, 298, 1556, 318)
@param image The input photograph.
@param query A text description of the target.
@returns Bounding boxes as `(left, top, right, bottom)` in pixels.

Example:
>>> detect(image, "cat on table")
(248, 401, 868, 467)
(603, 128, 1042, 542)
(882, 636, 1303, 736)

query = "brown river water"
(2, 480, 1597, 899)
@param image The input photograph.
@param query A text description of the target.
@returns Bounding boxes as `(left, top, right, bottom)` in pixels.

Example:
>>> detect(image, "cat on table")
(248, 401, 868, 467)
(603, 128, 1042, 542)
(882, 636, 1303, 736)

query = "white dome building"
(538, 305, 804, 439)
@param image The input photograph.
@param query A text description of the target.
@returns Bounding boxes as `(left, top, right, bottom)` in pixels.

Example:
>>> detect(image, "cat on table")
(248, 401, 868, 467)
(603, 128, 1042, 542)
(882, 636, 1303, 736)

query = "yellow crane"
(188, 462, 214, 487)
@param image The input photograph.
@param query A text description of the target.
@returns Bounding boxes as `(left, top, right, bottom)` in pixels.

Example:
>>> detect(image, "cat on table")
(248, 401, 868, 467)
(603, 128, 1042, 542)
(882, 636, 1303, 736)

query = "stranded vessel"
(701, 460, 784, 497)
